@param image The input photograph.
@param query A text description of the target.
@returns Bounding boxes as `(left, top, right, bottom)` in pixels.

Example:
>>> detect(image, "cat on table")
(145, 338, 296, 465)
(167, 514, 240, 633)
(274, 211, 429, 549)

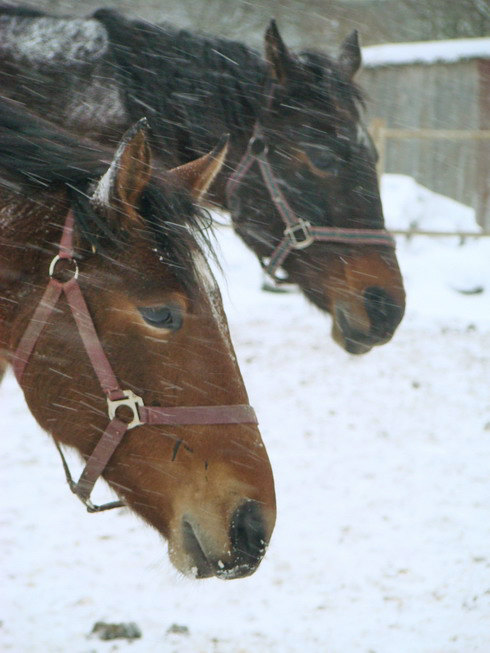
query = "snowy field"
(1, 175, 489, 653)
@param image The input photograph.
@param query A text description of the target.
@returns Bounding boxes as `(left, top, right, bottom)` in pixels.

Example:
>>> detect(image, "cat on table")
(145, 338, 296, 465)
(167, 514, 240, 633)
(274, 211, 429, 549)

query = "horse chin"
(177, 520, 216, 579)
(169, 523, 258, 580)
(333, 329, 373, 355)
(332, 306, 376, 355)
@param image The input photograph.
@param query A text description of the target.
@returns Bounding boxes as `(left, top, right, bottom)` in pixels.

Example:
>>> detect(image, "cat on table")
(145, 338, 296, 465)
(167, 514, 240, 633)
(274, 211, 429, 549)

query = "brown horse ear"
(264, 19, 292, 85)
(168, 134, 229, 201)
(92, 118, 152, 218)
(339, 30, 362, 79)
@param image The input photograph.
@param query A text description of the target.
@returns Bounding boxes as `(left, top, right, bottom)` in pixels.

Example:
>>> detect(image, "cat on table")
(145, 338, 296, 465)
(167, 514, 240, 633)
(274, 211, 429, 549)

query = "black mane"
(94, 10, 364, 160)
(94, 9, 268, 160)
(0, 97, 108, 187)
(0, 97, 212, 290)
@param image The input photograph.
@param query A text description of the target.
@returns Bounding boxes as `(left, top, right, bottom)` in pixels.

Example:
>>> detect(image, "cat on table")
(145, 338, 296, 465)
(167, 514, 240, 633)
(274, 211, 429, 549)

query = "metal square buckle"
(107, 390, 144, 429)
(284, 220, 314, 249)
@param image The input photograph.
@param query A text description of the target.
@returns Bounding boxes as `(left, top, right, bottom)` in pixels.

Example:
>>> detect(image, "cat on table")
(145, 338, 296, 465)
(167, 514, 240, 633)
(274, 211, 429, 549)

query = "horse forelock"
(299, 50, 364, 108)
(138, 182, 218, 298)
(296, 50, 375, 154)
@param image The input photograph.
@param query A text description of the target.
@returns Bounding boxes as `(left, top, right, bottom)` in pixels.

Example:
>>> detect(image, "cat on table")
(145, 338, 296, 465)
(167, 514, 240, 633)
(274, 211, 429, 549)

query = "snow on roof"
(362, 37, 490, 68)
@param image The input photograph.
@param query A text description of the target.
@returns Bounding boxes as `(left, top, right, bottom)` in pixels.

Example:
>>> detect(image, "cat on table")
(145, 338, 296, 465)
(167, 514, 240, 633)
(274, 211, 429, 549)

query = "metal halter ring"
(284, 219, 315, 249)
(249, 136, 269, 158)
(107, 390, 144, 430)
(48, 254, 79, 281)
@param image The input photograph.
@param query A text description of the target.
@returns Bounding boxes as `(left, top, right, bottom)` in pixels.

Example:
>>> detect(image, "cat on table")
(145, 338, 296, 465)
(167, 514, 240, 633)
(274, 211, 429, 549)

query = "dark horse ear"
(91, 118, 151, 221)
(264, 19, 292, 85)
(339, 30, 362, 79)
(168, 134, 229, 201)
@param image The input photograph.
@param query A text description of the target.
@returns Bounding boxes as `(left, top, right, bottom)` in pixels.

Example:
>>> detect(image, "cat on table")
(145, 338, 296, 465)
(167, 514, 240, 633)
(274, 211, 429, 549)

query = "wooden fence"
(370, 120, 490, 181)
(370, 120, 490, 235)
(389, 229, 490, 240)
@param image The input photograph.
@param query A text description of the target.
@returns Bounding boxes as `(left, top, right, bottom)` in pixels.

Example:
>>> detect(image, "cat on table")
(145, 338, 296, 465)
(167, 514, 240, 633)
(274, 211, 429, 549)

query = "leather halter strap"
(13, 209, 257, 512)
(225, 101, 396, 283)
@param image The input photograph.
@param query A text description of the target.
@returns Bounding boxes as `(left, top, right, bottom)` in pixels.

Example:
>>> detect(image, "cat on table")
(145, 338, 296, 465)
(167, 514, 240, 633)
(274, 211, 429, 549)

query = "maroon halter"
(225, 93, 396, 283)
(13, 210, 258, 512)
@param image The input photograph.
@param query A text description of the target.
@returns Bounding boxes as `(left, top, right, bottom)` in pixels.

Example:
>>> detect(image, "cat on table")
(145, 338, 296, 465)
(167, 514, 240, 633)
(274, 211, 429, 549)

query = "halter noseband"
(13, 209, 258, 512)
(225, 87, 396, 283)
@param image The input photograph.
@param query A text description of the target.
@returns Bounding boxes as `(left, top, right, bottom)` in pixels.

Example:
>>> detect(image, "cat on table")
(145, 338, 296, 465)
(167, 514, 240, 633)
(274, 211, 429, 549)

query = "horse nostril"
(230, 500, 268, 567)
(363, 286, 402, 336)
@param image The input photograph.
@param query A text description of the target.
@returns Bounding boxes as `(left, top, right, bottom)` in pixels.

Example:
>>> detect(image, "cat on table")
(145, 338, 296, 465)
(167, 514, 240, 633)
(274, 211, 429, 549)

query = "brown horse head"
(0, 105, 275, 579)
(230, 23, 405, 354)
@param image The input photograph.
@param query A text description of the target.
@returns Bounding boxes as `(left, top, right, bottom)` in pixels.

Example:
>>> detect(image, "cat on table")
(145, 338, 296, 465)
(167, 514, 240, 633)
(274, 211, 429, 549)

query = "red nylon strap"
(63, 281, 123, 400)
(75, 418, 128, 502)
(310, 227, 396, 246)
(12, 280, 63, 382)
(225, 142, 256, 201)
(225, 83, 277, 202)
(264, 225, 396, 282)
(258, 157, 298, 230)
(58, 208, 76, 258)
(140, 404, 258, 426)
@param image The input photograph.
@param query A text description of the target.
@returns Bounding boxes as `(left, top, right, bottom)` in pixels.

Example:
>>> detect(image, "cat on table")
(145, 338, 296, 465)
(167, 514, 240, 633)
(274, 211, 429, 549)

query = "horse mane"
(0, 98, 214, 291)
(93, 10, 367, 156)
(93, 9, 267, 159)
(0, 6, 366, 153)
(0, 97, 109, 187)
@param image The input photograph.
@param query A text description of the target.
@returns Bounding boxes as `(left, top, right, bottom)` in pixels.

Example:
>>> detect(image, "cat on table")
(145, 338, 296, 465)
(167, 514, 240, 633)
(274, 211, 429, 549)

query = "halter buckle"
(249, 135, 268, 158)
(49, 254, 79, 281)
(284, 220, 314, 249)
(107, 390, 144, 430)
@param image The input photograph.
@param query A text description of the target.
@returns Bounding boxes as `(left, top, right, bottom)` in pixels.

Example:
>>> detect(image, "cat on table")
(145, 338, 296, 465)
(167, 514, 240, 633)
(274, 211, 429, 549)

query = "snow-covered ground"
(1, 175, 489, 653)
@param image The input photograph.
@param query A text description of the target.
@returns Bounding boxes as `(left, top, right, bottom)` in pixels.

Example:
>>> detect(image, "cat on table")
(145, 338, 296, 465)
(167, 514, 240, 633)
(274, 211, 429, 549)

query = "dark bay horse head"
(0, 101, 276, 579)
(229, 22, 405, 354)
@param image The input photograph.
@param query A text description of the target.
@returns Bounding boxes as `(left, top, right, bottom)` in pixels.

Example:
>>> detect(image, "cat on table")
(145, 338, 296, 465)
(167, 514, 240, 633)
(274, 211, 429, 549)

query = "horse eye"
(138, 305, 183, 330)
(302, 144, 339, 172)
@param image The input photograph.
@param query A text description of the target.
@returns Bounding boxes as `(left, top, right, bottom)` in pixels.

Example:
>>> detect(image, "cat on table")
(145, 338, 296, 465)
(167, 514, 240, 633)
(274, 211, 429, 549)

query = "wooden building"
(360, 38, 490, 229)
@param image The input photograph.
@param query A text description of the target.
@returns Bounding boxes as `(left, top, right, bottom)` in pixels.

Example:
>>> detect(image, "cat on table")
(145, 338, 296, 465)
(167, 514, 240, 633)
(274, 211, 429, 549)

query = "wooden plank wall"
(360, 60, 490, 229)
(476, 59, 490, 230)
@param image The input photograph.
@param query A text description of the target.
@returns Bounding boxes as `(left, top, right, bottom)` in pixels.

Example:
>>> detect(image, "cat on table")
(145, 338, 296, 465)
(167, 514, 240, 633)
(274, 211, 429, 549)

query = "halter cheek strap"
(13, 210, 258, 513)
(225, 119, 396, 284)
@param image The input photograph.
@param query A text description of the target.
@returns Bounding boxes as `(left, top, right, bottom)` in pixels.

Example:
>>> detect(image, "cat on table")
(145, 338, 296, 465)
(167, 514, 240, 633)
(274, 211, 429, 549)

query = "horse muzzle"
(333, 285, 405, 355)
(177, 500, 271, 579)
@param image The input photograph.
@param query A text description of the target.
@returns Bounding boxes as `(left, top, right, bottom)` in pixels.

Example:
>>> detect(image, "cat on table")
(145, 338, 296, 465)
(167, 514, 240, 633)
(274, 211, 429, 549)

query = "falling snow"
(1, 175, 489, 652)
